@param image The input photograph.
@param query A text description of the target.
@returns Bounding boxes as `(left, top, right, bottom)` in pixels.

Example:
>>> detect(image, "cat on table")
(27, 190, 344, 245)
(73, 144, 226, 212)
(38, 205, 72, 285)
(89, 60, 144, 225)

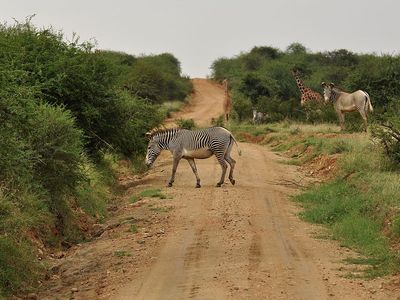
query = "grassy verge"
(230, 121, 400, 277)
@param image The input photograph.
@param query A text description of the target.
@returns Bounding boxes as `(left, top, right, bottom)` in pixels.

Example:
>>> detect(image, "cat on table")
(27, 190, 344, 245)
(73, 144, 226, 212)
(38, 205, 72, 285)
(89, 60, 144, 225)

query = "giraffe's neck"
(293, 74, 306, 94)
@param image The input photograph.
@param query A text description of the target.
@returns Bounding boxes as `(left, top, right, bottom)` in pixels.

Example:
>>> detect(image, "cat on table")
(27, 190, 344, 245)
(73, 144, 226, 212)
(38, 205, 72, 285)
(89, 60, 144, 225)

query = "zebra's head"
(145, 138, 161, 167)
(321, 82, 335, 103)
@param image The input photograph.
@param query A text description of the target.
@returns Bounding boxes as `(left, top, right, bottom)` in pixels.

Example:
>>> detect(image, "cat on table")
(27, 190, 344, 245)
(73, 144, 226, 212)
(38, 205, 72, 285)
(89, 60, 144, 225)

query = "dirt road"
(39, 79, 396, 300)
(166, 78, 226, 127)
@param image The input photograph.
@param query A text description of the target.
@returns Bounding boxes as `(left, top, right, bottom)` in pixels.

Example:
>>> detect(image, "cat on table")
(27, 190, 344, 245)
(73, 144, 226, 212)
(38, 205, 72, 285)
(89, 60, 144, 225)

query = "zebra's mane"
(150, 127, 183, 138)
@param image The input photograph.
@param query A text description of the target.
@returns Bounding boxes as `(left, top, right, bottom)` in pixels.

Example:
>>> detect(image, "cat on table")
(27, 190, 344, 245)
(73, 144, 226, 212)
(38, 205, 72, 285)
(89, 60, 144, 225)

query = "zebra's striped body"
(321, 82, 373, 131)
(145, 127, 241, 187)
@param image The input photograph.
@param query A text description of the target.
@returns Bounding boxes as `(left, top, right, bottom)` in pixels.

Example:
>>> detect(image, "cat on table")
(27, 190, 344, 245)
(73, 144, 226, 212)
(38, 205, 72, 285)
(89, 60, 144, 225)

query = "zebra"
(145, 127, 241, 188)
(252, 109, 266, 124)
(321, 82, 373, 131)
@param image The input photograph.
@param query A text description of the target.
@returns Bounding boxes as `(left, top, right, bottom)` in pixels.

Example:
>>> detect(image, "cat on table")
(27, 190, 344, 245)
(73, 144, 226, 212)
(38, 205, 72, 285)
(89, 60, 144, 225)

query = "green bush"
(231, 92, 253, 122)
(0, 237, 42, 296)
(0, 22, 175, 157)
(211, 116, 225, 127)
(371, 100, 400, 167)
(29, 103, 85, 197)
(177, 118, 196, 130)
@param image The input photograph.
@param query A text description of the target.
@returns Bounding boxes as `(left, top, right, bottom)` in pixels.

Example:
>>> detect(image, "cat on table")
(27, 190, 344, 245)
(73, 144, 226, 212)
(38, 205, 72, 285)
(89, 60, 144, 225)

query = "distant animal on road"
(252, 109, 267, 124)
(321, 82, 373, 130)
(145, 127, 241, 188)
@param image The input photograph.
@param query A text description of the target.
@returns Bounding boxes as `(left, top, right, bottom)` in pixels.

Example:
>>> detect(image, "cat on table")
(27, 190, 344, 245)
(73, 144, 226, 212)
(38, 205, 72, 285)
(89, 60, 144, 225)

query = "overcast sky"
(1, 0, 399, 77)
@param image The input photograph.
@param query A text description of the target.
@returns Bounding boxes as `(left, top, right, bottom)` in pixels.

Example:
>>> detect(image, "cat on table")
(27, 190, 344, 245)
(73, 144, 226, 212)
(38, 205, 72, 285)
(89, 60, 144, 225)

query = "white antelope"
(252, 109, 266, 124)
(321, 82, 373, 130)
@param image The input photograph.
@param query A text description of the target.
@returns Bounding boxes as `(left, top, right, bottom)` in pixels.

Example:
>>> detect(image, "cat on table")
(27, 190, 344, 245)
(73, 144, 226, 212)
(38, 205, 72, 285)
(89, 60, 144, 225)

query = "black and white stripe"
(146, 126, 241, 188)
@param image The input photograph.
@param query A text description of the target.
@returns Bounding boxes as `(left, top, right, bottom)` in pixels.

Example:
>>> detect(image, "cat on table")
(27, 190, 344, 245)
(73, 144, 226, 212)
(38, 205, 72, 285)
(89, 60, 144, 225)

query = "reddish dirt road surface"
(38, 79, 398, 300)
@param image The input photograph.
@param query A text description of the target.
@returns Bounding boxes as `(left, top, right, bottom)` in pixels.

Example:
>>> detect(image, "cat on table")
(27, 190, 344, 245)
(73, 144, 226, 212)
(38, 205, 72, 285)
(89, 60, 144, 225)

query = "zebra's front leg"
(167, 156, 181, 187)
(337, 111, 345, 130)
(187, 158, 201, 188)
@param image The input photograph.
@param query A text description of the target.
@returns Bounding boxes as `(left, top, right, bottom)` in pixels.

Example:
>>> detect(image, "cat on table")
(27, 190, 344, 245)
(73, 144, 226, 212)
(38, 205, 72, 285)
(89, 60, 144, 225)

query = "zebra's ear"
(145, 132, 152, 140)
(329, 82, 335, 88)
(321, 82, 326, 87)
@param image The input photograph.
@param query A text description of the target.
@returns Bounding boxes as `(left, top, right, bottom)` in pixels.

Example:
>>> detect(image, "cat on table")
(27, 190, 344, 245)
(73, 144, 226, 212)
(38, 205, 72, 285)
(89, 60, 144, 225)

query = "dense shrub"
(372, 100, 400, 166)
(0, 22, 172, 156)
(123, 53, 192, 103)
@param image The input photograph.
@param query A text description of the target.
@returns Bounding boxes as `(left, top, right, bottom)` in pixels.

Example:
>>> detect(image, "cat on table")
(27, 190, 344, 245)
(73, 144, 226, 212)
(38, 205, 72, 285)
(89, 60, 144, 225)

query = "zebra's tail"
(231, 135, 242, 156)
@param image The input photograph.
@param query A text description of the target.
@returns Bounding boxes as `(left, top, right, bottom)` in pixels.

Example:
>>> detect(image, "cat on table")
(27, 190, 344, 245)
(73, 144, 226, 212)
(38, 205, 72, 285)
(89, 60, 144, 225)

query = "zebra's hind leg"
(216, 155, 228, 187)
(187, 158, 201, 188)
(359, 110, 368, 132)
(225, 155, 236, 185)
(224, 141, 236, 185)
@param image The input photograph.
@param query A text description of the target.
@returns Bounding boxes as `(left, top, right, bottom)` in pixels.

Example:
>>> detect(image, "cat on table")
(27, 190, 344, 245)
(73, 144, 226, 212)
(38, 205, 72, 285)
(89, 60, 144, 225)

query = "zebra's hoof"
(195, 183, 201, 188)
(167, 183, 173, 187)
(216, 183, 222, 187)
(230, 179, 236, 185)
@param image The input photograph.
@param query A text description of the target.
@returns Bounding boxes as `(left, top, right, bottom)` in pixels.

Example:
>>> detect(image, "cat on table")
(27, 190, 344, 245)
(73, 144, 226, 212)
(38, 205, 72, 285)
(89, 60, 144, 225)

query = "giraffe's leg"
(186, 158, 201, 188)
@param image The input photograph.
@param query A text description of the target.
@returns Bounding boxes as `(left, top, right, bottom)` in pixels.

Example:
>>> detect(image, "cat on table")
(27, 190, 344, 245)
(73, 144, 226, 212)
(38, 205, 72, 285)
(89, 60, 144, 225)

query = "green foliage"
(231, 92, 253, 122)
(30, 103, 85, 197)
(129, 195, 140, 203)
(123, 53, 192, 103)
(211, 116, 225, 127)
(139, 188, 167, 199)
(114, 250, 132, 257)
(295, 179, 399, 276)
(260, 123, 400, 277)
(0, 20, 191, 296)
(176, 118, 196, 130)
(0, 237, 42, 296)
(371, 100, 400, 166)
(211, 42, 400, 129)
(129, 224, 138, 234)
(159, 101, 186, 118)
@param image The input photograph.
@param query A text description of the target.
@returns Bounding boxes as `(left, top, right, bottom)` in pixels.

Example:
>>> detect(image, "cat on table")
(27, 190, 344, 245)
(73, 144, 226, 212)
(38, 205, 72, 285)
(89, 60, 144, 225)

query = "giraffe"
(291, 69, 322, 106)
(222, 79, 232, 121)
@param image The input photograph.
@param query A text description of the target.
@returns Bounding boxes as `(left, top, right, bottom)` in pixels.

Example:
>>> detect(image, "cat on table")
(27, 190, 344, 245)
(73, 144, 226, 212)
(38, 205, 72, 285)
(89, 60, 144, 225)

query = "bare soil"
(37, 78, 398, 300)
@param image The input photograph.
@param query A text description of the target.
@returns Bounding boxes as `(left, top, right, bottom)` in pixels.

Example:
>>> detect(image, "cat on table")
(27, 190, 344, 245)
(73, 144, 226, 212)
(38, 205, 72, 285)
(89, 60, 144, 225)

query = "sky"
(1, 0, 399, 77)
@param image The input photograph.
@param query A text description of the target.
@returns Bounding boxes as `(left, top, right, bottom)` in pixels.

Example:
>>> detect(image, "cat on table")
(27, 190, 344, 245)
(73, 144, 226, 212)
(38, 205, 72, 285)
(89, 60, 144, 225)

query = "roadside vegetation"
(211, 43, 400, 130)
(0, 20, 191, 297)
(230, 121, 400, 277)
(213, 43, 400, 277)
